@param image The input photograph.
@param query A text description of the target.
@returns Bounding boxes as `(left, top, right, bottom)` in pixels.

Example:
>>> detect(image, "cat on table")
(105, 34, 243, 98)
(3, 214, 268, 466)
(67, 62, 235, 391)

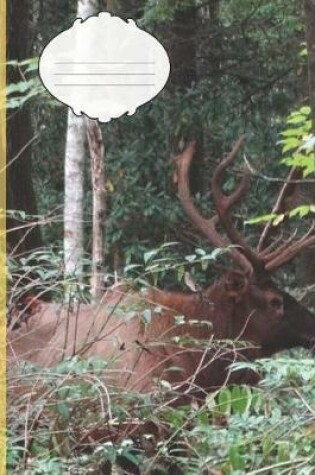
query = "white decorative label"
(39, 13, 170, 122)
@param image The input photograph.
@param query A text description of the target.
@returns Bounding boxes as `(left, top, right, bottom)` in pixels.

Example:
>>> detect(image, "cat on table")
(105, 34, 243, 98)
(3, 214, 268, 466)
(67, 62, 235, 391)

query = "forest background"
(7, 0, 315, 295)
(6, 1, 315, 474)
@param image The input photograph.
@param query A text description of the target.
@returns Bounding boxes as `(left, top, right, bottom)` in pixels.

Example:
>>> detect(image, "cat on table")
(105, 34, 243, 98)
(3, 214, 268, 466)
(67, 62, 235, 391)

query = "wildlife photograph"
(7, 0, 315, 473)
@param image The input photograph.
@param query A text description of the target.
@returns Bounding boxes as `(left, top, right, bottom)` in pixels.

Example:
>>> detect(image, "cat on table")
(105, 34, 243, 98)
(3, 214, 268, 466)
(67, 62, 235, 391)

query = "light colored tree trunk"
(64, 115, 86, 282)
(63, 0, 99, 296)
(86, 119, 106, 302)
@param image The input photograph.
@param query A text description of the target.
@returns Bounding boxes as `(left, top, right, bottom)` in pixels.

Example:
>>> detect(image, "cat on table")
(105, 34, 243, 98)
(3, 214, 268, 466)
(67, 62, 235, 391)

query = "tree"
(28, 0, 309, 271)
(7, 0, 42, 255)
(63, 0, 100, 293)
(86, 120, 106, 301)
(169, 2, 204, 194)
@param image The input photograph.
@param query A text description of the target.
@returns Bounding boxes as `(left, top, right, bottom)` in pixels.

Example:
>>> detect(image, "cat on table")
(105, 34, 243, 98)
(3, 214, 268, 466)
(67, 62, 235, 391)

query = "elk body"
(8, 138, 315, 398)
(8, 276, 315, 397)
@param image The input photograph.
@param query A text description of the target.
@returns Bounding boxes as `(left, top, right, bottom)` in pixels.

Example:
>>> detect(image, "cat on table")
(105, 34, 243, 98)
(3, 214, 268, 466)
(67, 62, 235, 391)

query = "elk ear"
(223, 271, 248, 299)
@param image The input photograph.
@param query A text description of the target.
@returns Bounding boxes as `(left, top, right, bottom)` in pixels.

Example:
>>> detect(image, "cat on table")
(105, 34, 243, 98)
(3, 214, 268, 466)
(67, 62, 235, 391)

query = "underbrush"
(7, 248, 315, 474)
(8, 350, 315, 475)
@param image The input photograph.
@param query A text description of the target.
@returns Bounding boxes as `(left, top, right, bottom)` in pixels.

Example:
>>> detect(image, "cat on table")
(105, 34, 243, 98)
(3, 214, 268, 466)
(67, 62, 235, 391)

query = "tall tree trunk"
(168, 3, 204, 194)
(63, 114, 86, 283)
(86, 120, 106, 302)
(63, 0, 99, 290)
(169, 6, 197, 91)
(7, 0, 42, 255)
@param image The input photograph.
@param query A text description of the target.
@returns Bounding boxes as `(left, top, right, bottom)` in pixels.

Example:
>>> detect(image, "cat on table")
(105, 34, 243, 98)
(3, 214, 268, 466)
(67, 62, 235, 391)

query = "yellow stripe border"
(0, 0, 6, 473)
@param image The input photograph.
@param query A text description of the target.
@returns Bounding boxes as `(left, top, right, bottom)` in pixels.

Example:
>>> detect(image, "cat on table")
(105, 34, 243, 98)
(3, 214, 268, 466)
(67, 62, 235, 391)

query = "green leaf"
(231, 386, 252, 414)
(185, 254, 197, 262)
(121, 448, 142, 467)
(287, 114, 305, 124)
(160, 241, 179, 248)
(299, 47, 308, 57)
(229, 445, 245, 470)
(55, 402, 70, 420)
(246, 213, 277, 225)
(277, 442, 290, 462)
(103, 444, 117, 464)
(6, 82, 29, 94)
(281, 137, 300, 152)
(144, 249, 158, 264)
(201, 259, 209, 271)
(217, 387, 231, 414)
(195, 248, 206, 256)
(300, 106, 311, 115)
(174, 315, 186, 325)
(6, 60, 19, 67)
(262, 436, 274, 457)
(177, 265, 185, 282)
(289, 205, 312, 218)
(281, 128, 304, 137)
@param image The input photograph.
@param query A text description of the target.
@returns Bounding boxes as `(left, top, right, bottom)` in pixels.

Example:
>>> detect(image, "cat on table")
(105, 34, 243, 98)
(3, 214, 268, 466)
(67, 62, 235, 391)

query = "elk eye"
(269, 297, 282, 309)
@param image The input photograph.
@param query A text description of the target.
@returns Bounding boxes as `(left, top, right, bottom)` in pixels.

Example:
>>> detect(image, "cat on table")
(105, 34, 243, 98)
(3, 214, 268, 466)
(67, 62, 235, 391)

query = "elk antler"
(264, 223, 315, 270)
(176, 140, 254, 275)
(211, 136, 264, 270)
(257, 167, 302, 252)
(176, 138, 315, 277)
(255, 164, 315, 270)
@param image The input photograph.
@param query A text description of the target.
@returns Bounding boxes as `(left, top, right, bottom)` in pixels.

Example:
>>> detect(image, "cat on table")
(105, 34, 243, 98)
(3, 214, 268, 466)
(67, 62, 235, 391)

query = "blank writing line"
(54, 73, 155, 76)
(54, 61, 156, 65)
(54, 83, 155, 86)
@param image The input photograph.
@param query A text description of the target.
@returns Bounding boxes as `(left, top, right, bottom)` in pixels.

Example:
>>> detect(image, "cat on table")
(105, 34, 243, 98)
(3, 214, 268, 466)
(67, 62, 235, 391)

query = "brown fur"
(10, 272, 315, 398)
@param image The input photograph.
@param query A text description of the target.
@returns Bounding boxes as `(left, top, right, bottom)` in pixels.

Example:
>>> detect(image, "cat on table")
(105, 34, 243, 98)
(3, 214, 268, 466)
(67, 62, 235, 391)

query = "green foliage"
(247, 105, 315, 227)
(123, 240, 226, 288)
(8, 355, 151, 473)
(279, 106, 314, 177)
(7, 245, 97, 309)
(141, 0, 196, 26)
(24, 0, 307, 268)
(9, 351, 315, 474)
(8, 247, 65, 302)
(157, 354, 315, 474)
(6, 58, 47, 109)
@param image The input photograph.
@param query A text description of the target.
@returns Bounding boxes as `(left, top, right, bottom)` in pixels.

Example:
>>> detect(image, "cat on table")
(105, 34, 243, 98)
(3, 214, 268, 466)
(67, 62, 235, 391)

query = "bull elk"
(8, 137, 315, 399)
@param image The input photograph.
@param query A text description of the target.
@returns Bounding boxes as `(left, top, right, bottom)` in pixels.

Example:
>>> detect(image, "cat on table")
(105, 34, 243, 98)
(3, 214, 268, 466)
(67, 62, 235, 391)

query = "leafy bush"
(8, 347, 315, 474)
